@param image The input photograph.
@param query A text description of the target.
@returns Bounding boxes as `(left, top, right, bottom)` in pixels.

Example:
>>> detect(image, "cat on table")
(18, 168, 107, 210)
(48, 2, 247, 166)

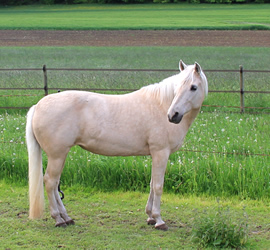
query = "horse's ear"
(194, 62, 202, 74)
(179, 60, 187, 71)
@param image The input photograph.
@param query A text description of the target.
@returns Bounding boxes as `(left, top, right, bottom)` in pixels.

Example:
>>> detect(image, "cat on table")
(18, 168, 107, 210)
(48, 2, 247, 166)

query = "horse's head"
(167, 60, 208, 124)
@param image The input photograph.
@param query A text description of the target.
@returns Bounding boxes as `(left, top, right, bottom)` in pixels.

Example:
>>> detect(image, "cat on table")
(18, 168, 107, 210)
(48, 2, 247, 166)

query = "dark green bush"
(192, 203, 249, 248)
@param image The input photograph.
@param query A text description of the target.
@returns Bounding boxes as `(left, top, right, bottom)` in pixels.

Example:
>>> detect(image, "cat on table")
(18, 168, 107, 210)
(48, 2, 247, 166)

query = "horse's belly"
(78, 137, 150, 157)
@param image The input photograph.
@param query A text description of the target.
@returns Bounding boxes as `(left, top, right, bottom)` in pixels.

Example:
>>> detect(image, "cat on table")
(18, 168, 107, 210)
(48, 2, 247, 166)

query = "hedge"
(1, 0, 269, 5)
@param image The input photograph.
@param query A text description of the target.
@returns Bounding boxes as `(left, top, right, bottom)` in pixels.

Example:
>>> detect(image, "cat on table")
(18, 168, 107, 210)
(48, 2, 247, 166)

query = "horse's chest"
(169, 126, 187, 153)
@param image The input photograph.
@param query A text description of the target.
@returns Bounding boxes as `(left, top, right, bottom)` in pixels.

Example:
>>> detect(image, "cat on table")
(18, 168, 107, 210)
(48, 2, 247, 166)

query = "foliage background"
(1, 0, 269, 5)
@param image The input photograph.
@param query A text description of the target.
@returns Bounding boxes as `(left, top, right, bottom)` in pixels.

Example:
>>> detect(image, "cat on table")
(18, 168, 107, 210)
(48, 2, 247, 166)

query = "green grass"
(1, 182, 270, 248)
(0, 4, 269, 247)
(0, 46, 269, 198)
(1, 46, 269, 69)
(0, 4, 270, 30)
(1, 110, 269, 198)
(192, 202, 249, 248)
(0, 47, 269, 247)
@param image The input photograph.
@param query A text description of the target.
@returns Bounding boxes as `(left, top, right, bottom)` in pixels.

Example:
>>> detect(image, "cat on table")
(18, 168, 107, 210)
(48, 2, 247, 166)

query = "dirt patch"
(0, 30, 269, 47)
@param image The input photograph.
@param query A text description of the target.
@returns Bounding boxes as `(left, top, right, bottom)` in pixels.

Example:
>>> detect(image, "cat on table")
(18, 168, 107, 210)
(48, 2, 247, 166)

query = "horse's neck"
(177, 108, 200, 140)
(183, 108, 200, 128)
(169, 108, 200, 153)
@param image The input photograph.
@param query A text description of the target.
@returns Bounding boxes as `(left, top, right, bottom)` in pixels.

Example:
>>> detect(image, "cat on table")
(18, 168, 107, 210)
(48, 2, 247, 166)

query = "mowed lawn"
(1, 182, 270, 249)
(0, 4, 270, 30)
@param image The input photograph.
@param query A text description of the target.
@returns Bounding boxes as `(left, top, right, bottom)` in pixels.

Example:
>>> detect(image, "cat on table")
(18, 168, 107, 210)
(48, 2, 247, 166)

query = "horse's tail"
(26, 105, 44, 219)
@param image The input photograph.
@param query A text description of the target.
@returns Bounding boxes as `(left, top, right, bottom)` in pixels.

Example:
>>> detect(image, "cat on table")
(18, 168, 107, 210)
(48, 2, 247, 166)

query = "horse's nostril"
(168, 112, 183, 124)
(171, 112, 179, 121)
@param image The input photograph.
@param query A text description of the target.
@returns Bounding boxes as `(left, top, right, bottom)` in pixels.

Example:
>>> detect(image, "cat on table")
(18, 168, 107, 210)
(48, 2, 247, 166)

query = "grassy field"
(0, 4, 270, 30)
(1, 46, 270, 112)
(1, 110, 269, 198)
(1, 181, 270, 248)
(0, 5, 269, 246)
(0, 46, 269, 199)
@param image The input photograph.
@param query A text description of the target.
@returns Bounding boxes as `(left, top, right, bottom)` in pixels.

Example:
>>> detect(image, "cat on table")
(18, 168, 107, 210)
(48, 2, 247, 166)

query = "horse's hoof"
(55, 222, 67, 227)
(147, 219, 156, 225)
(66, 219, 75, 225)
(155, 223, 168, 231)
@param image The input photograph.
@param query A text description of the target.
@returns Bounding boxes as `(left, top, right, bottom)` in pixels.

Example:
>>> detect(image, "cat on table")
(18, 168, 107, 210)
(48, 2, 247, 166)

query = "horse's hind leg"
(44, 156, 74, 227)
(54, 183, 75, 226)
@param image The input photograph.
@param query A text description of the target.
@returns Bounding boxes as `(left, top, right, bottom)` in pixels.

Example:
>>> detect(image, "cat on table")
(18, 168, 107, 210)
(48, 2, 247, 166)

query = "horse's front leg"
(147, 149, 170, 230)
(145, 178, 156, 225)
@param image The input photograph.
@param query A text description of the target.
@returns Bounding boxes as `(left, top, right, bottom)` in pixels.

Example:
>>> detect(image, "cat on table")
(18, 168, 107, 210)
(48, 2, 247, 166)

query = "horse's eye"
(190, 85, 197, 91)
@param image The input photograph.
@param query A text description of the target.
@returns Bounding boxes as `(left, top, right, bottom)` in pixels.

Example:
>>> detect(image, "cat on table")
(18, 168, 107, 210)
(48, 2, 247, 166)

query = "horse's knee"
(153, 183, 163, 196)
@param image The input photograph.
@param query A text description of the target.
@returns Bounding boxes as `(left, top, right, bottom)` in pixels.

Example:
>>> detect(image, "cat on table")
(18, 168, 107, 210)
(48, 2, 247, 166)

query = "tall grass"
(1, 111, 269, 199)
(191, 203, 249, 248)
(0, 4, 270, 30)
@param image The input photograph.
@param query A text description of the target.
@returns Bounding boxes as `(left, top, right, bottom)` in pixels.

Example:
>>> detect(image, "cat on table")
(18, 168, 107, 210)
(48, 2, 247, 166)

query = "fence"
(0, 65, 270, 113)
(1, 66, 269, 157)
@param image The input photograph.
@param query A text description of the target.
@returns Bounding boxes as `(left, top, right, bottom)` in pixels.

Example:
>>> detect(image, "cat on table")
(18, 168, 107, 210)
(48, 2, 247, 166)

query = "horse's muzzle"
(168, 112, 183, 124)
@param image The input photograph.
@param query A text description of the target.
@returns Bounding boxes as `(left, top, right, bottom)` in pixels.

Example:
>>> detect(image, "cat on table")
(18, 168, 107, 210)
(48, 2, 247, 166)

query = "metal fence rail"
(1, 66, 270, 113)
(1, 66, 269, 157)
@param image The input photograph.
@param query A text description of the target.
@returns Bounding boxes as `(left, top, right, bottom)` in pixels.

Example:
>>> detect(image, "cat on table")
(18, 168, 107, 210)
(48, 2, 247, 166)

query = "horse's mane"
(140, 65, 206, 105)
(140, 74, 177, 105)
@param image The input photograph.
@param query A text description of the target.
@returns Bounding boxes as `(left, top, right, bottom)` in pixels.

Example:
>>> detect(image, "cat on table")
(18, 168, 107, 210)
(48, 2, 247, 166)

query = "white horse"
(26, 60, 208, 230)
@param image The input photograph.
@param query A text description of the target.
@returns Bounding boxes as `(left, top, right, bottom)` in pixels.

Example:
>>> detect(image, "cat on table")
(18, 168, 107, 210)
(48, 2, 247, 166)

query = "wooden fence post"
(239, 65, 244, 113)
(43, 64, 48, 96)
